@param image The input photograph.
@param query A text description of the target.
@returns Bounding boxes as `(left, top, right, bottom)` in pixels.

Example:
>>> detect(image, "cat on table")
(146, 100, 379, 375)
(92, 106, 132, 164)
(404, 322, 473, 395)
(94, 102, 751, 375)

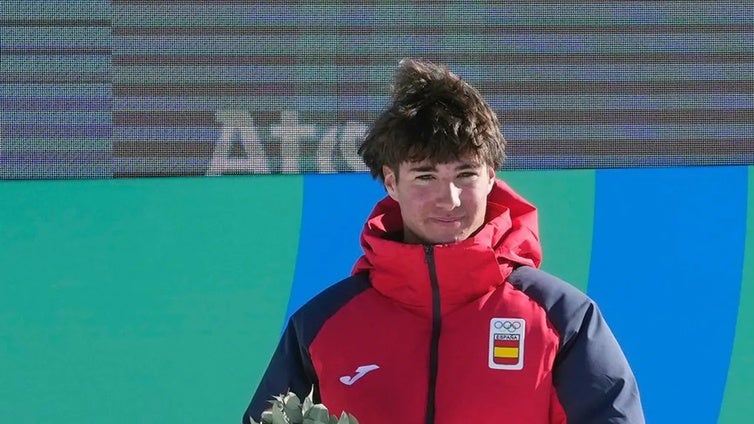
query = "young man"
(242, 59, 645, 423)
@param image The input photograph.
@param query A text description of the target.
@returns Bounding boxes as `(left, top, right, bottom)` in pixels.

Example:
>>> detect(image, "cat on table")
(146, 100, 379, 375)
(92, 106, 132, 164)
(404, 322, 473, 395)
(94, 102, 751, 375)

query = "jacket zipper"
(424, 245, 442, 424)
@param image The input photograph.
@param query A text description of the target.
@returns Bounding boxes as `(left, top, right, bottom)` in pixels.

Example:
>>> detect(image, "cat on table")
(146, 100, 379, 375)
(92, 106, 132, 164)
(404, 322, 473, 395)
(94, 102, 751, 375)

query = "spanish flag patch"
(489, 318, 525, 370)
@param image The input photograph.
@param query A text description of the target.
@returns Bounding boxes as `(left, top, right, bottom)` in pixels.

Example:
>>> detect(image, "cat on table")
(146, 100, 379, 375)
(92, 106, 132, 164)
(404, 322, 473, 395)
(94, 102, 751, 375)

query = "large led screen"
(2, 1, 752, 179)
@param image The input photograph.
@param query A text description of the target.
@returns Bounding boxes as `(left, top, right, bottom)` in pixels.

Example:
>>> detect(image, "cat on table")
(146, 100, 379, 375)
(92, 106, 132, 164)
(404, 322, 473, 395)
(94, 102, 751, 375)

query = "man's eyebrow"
(407, 164, 437, 173)
(407, 162, 484, 173)
(408, 162, 482, 172)
(455, 162, 483, 170)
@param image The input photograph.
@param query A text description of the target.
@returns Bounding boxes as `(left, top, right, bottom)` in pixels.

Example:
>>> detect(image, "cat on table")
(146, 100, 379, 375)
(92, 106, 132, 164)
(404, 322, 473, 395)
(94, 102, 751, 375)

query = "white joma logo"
(339, 364, 379, 386)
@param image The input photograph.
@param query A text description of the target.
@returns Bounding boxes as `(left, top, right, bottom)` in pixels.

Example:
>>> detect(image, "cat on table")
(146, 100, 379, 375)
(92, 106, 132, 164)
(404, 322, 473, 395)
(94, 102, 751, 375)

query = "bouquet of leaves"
(250, 392, 359, 424)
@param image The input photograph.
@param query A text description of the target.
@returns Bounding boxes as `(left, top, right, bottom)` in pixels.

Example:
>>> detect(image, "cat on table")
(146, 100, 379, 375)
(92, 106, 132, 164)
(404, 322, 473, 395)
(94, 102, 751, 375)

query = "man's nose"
(436, 182, 462, 209)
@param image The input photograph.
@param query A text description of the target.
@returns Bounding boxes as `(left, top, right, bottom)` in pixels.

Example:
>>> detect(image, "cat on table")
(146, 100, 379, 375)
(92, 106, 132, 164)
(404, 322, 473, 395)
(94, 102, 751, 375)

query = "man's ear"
(383, 165, 399, 200)
(486, 165, 496, 194)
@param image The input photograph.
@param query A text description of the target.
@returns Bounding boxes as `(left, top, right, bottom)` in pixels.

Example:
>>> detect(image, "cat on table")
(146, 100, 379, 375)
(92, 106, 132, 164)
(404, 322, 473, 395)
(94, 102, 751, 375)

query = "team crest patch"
(489, 318, 525, 370)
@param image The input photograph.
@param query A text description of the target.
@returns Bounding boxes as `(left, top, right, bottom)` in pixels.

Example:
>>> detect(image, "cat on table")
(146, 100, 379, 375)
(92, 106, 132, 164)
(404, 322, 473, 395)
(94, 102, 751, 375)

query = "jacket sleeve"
(550, 300, 645, 424)
(508, 267, 645, 424)
(241, 319, 316, 424)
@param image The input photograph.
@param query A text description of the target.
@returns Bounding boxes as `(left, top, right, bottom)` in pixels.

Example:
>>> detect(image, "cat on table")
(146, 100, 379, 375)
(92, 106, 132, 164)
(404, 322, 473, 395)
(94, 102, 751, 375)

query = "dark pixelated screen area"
(2, 1, 752, 179)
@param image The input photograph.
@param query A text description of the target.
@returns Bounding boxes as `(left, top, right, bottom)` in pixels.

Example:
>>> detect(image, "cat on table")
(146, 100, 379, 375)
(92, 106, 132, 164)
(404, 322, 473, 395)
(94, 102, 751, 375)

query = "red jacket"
(244, 180, 644, 423)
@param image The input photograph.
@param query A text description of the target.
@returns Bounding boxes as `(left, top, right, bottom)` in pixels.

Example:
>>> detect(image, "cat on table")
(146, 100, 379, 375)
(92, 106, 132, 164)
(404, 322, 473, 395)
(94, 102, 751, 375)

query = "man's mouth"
(432, 216, 464, 223)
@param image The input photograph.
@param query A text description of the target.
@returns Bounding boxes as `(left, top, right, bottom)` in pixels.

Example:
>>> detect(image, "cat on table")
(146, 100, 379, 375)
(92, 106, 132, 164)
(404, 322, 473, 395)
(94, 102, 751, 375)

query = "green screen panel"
(498, 169, 596, 292)
(718, 166, 754, 424)
(0, 175, 303, 423)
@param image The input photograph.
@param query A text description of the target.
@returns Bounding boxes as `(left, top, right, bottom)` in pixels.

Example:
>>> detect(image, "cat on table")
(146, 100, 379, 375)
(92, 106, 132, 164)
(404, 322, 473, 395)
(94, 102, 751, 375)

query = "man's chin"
(424, 232, 470, 245)
(404, 228, 471, 245)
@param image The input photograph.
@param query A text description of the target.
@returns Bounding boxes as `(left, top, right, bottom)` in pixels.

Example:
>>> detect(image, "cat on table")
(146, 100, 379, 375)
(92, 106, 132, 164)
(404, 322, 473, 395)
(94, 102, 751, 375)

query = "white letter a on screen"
(208, 110, 269, 176)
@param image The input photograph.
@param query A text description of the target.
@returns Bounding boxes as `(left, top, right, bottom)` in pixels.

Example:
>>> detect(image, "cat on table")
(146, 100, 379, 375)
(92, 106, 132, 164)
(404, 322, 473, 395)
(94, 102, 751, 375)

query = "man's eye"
(458, 172, 478, 178)
(416, 175, 435, 181)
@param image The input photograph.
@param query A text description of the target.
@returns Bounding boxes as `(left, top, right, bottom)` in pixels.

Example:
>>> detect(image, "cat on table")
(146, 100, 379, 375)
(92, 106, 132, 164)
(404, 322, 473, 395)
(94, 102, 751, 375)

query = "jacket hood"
(352, 179, 542, 318)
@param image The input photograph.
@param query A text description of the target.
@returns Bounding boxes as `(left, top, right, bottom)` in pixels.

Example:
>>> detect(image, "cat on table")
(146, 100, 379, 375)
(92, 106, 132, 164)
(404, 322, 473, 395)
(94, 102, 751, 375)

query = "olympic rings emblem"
(493, 320, 522, 332)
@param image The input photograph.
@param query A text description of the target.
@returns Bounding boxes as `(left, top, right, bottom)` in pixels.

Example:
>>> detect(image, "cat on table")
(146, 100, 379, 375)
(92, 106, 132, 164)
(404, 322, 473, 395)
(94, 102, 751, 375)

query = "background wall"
(1, 167, 752, 423)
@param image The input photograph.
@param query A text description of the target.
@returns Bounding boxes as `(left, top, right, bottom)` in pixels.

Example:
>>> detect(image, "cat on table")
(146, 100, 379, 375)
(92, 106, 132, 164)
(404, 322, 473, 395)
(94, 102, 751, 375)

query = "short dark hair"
(358, 58, 506, 181)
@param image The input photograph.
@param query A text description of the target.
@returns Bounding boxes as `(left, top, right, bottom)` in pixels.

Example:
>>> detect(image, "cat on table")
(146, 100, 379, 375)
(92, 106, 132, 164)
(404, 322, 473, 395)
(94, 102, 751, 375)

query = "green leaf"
(283, 394, 303, 423)
(260, 411, 274, 424)
(336, 411, 360, 424)
(305, 404, 330, 422)
(283, 393, 301, 408)
(271, 406, 288, 424)
(302, 395, 314, 416)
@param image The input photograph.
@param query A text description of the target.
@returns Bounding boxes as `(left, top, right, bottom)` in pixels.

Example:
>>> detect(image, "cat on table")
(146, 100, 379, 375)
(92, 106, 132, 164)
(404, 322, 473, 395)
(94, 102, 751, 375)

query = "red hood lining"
(352, 179, 542, 318)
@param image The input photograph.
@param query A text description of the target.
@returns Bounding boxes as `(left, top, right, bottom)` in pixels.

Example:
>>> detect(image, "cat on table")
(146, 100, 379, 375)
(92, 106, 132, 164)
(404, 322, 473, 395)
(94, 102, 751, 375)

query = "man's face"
(383, 155, 496, 245)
